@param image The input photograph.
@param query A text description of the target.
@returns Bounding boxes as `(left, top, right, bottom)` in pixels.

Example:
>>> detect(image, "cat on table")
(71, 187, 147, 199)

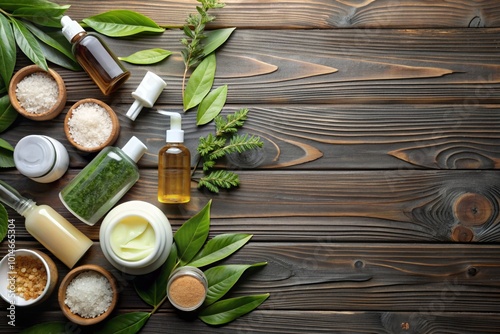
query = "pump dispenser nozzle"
(158, 110, 184, 143)
(126, 72, 166, 121)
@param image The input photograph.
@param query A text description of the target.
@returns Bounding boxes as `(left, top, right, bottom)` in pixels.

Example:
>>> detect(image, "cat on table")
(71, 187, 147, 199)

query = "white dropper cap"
(158, 110, 184, 143)
(126, 71, 167, 121)
(121, 136, 148, 163)
(61, 15, 85, 42)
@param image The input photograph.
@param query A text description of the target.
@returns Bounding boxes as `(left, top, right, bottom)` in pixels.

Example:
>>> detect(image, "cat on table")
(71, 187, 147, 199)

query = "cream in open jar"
(99, 201, 172, 275)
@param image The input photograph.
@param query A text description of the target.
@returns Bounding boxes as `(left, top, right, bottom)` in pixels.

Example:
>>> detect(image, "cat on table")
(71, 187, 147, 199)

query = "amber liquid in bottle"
(73, 32, 130, 95)
(158, 144, 191, 203)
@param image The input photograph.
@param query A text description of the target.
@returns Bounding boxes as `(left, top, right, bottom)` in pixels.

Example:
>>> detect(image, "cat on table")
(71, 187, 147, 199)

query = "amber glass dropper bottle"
(61, 16, 130, 95)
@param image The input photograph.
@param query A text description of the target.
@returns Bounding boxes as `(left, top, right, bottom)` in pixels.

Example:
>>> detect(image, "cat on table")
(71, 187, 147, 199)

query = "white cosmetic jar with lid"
(14, 135, 69, 183)
(99, 200, 172, 275)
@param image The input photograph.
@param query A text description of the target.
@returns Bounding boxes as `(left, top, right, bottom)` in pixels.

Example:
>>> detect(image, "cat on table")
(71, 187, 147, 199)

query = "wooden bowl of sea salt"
(64, 98, 120, 153)
(58, 264, 118, 326)
(9, 65, 66, 121)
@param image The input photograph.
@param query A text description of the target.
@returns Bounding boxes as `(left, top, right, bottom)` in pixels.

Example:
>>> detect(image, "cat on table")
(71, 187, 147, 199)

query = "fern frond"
(208, 134, 263, 160)
(215, 108, 249, 136)
(198, 170, 240, 193)
(197, 133, 226, 156)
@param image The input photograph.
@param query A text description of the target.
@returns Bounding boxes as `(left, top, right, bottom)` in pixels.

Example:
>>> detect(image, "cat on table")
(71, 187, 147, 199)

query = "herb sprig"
(194, 109, 264, 193)
(180, 0, 225, 97)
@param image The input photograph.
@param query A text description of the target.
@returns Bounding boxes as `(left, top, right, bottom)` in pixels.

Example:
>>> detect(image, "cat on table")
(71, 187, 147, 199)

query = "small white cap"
(14, 135, 56, 178)
(158, 110, 184, 143)
(61, 15, 85, 42)
(121, 136, 148, 163)
(126, 71, 166, 121)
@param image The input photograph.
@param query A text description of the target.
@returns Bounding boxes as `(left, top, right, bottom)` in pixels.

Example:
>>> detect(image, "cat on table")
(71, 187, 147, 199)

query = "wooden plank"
(1, 170, 499, 242)
(2, 241, 500, 332)
(4, 104, 499, 171)
(13, 28, 499, 106)
(4, 309, 500, 333)
(62, 0, 500, 29)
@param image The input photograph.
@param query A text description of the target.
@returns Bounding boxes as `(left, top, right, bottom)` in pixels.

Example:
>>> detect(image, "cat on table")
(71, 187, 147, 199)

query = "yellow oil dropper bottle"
(61, 16, 130, 95)
(0, 180, 93, 268)
(157, 111, 191, 204)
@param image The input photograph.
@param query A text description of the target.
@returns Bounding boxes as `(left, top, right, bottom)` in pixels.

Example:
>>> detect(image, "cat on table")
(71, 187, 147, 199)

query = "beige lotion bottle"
(61, 15, 130, 95)
(0, 180, 93, 268)
(158, 111, 191, 204)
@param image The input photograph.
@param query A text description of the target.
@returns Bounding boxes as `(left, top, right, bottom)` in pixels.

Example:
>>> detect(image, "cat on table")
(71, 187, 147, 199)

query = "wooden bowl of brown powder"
(9, 65, 67, 121)
(64, 98, 120, 152)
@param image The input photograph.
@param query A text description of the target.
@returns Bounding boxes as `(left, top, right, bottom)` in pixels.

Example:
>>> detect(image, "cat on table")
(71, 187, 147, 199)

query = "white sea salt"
(64, 270, 113, 318)
(16, 72, 59, 114)
(67, 102, 113, 148)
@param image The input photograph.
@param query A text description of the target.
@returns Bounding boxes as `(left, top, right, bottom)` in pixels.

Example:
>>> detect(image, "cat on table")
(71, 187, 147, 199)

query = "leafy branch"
(180, 0, 225, 98)
(194, 109, 264, 193)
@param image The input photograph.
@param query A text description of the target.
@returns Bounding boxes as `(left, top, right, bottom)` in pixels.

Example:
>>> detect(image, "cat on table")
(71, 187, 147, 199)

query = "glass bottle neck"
(0, 180, 36, 216)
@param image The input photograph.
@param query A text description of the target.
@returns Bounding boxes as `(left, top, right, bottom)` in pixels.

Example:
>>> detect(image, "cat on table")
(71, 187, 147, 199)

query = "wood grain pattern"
(62, 0, 500, 29)
(2, 241, 500, 333)
(1, 0, 500, 332)
(1, 169, 498, 242)
(13, 28, 499, 106)
(2, 104, 499, 170)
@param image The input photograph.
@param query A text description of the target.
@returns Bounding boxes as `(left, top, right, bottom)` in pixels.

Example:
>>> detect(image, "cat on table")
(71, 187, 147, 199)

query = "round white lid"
(121, 136, 148, 163)
(14, 136, 56, 178)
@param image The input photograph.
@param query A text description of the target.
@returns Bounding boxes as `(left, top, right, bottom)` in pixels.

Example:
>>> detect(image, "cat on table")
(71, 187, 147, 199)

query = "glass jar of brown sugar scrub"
(167, 266, 207, 312)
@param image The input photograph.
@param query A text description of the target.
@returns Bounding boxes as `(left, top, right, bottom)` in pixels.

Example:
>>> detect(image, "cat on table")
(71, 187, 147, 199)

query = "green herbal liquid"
(60, 147, 139, 225)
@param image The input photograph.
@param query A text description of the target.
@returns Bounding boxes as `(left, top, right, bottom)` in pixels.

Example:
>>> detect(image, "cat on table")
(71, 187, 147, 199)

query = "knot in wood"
(452, 193, 493, 226)
(451, 225, 474, 242)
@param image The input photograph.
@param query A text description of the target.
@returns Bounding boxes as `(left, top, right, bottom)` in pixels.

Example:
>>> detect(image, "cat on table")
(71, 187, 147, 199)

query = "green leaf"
(196, 84, 227, 125)
(94, 312, 151, 334)
(0, 0, 61, 11)
(134, 244, 177, 307)
(183, 53, 216, 111)
(188, 233, 252, 268)
(204, 262, 266, 306)
(0, 14, 16, 88)
(174, 200, 212, 265)
(11, 5, 70, 28)
(119, 48, 172, 65)
(0, 138, 14, 168)
(0, 95, 17, 132)
(0, 204, 7, 242)
(11, 18, 48, 71)
(19, 321, 68, 334)
(0, 139, 14, 168)
(38, 39, 81, 71)
(23, 21, 75, 61)
(203, 27, 235, 55)
(199, 294, 270, 325)
(83, 10, 165, 37)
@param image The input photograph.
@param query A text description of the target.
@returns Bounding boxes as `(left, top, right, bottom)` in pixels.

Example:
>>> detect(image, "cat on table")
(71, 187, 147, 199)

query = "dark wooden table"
(2, 1, 500, 333)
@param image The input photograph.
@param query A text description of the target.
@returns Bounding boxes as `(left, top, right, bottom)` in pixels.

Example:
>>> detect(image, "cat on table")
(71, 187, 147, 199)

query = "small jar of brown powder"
(167, 266, 207, 312)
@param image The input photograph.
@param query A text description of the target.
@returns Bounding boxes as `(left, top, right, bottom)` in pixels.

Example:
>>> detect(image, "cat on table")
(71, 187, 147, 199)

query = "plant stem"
(0, 8, 11, 17)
